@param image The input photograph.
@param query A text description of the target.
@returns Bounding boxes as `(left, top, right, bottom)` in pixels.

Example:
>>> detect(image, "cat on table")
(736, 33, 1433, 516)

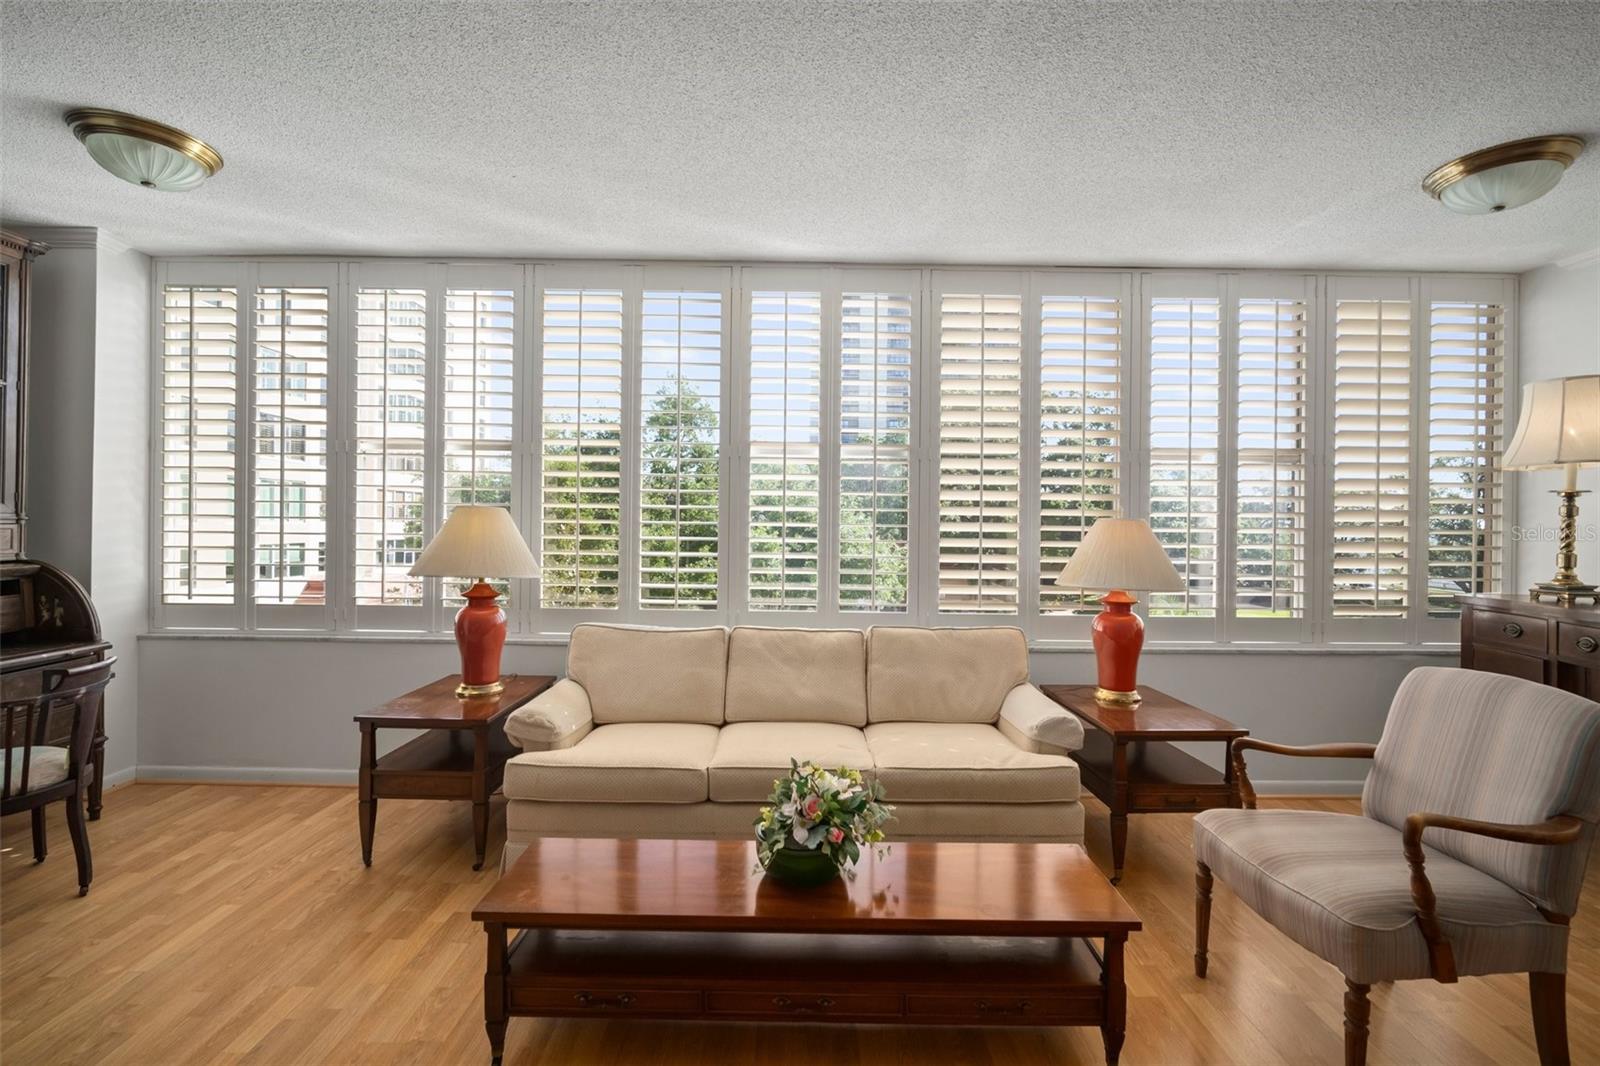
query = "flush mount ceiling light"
(1422, 135, 1585, 215)
(64, 108, 223, 191)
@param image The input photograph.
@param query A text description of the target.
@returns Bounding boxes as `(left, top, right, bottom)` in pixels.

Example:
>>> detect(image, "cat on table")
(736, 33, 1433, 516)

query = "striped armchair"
(1193, 667, 1599, 1066)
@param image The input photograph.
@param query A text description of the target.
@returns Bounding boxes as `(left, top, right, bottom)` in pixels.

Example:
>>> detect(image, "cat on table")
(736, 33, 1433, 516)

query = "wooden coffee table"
(354, 674, 554, 870)
(1040, 684, 1249, 884)
(472, 837, 1141, 1064)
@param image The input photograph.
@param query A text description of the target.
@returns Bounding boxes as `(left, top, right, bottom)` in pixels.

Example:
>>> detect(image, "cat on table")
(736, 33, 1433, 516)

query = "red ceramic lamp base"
(1091, 589, 1145, 705)
(453, 581, 508, 699)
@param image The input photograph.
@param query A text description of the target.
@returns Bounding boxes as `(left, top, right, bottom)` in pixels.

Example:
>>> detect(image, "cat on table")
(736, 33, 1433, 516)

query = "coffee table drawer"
(510, 987, 701, 1014)
(707, 990, 902, 1017)
(906, 992, 1100, 1024)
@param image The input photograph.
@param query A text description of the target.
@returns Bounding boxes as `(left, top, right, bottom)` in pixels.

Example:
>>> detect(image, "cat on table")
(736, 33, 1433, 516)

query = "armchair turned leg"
(1194, 861, 1213, 977)
(1343, 980, 1371, 1066)
(1530, 972, 1569, 1066)
(31, 807, 47, 863)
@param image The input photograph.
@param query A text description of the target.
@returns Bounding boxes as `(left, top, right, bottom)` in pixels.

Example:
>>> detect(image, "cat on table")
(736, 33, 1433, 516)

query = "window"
(1234, 297, 1309, 620)
(1330, 295, 1412, 620)
(839, 291, 913, 612)
(1039, 293, 1123, 615)
(1147, 296, 1221, 618)
(444, 289, 516, 603)
(1426, 300, 1506, 615)
(747, 290, 822, 610)
(253, 286, 329, 607)
(540, 288, 624, 609)
(161, 285, 238, 606)
(355, 288, 427, 607)
(640, 288, 722, 609)
(935, 289, 1022, 614)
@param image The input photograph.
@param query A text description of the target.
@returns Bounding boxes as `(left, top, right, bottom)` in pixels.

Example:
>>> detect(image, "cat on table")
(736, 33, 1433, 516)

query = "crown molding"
(4, 224, 98, 248)
(1554, 247, 1600, 270)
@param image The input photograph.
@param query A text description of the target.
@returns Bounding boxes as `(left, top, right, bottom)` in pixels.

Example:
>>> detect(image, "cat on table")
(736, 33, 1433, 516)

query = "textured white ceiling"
(3, 1, 1597, 270)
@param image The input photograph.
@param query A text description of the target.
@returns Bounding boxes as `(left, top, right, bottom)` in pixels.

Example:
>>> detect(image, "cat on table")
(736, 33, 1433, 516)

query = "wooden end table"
(473, 837, 1142, 1065)
(1040, 685, 1248, 884)
(354, 674, 554, 871)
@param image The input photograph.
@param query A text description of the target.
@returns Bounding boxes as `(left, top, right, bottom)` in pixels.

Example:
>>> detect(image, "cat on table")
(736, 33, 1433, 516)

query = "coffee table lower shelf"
(484, 928, 1126, 1063)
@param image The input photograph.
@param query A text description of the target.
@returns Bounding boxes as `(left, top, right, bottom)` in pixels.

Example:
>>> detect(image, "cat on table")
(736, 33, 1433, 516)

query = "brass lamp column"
(1502, 375, 1600, 606)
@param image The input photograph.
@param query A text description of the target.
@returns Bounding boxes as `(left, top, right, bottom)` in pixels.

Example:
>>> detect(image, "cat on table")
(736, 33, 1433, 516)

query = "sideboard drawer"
(1471, 610, 1548, 651)
(1470, 645, 1547, 684)
(510, 987, 701, 1014)
(905, 992, 1100, 1024)
(706, 990, 902, 1017)
(1558, 621, 1600, 661)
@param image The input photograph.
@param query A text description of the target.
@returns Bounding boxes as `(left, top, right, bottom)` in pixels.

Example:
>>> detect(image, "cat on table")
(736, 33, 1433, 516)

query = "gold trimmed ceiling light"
(1422, 135, 1584, 215)
(64, 109, 223, 191)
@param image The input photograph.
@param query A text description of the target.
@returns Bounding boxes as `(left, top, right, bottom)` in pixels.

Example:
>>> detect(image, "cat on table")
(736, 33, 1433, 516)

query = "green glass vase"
(763, 844, 841, 888)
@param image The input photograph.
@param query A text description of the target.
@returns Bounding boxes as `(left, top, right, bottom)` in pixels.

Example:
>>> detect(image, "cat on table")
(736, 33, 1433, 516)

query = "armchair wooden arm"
(1228, 738, 1378, 810)
(1401, 812, 1585, 984)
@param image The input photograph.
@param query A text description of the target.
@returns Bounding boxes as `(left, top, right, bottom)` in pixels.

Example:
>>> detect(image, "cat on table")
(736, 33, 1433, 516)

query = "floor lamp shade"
(1056, 518, 1184, 705)
(1501, 375, 1600, 605)
(408, 506, 541, 697)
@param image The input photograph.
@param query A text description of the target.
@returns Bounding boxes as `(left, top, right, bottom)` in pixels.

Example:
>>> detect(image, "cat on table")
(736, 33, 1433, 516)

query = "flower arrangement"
(755, 760, 893, 882)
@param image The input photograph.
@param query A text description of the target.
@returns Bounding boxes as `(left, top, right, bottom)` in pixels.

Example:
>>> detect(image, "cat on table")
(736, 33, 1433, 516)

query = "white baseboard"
(135, 765, 357, 786)
(102, 766, 139, 789)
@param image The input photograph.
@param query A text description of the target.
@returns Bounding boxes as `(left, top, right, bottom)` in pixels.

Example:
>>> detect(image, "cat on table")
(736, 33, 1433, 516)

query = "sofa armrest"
(504, 678, 594, 751)
(998, 683, 1085, 754)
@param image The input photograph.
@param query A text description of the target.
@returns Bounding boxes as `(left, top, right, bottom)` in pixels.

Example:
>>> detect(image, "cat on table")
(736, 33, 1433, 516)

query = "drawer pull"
(1577, 636, 1599, 654)
(1502, 622, 1524, 639)
(772, 995, 835, 1013)
(573, 992, 634, 1009)
(976, 999, 1031, 1016)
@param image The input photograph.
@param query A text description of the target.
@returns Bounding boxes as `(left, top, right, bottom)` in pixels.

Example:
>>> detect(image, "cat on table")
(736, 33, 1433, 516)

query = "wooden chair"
(2, 658, 115, 896)
(1193, 667, 1598, 1066)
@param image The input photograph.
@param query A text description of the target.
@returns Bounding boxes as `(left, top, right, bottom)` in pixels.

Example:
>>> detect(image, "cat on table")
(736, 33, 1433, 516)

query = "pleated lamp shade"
(408, 506, 540, 579)
(1056, 518, 1185, 593)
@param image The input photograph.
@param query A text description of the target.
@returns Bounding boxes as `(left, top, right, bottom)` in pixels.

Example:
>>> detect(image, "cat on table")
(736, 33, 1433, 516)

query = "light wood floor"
(2, 785, 1596, 1065)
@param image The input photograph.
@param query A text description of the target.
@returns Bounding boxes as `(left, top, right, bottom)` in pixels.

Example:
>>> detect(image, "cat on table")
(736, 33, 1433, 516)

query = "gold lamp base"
(455, 680, 506, 699)
(1529, 488, 1598, 607)
(1094, 686, 1142, 705)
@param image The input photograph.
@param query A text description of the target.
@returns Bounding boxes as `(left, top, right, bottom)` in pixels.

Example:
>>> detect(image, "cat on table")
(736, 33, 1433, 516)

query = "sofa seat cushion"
(863, 723, 1078, 803)
(725, 627, 867, 726)
(1194, 809, 1570, 984)
(708, 722, 874, 802)
(503, 723, 718, 804)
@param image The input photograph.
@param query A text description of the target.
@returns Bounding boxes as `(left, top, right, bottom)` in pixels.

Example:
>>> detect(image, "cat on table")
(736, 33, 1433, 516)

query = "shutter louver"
(354, 288, 428, 606)
(748, 291, 822, 610)
(1330, 299, 1412, 618)
(252, 287, 329, 606)
(1427, 301, 1505, 616)
(540, 289, 624, 609)
(1039, 295, 1122, 615)
(161, 285, 238, 605)
(640, 289, 722, 609)
(938, 292, 1022, 613)
(840, 292, 913, 612)
(443, 289, 516, 603)
(1148, 298, 1220, 617)
(1234, 298, 1309, 618)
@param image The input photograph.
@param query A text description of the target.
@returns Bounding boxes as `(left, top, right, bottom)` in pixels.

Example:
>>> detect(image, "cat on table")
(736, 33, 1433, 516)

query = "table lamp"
(408, 506, 541, 698)
(1056, 517, 1185, 705)
(1502, 374, 1600, 606)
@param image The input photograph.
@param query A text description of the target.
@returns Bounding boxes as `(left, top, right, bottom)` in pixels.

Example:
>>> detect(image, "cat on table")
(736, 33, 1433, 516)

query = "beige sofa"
(500, 624, 1086, 868)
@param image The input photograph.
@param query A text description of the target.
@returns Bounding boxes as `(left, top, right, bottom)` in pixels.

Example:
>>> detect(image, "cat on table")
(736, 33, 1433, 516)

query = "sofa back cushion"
(724, 627, 867, 726)
(567, 624, 727, 725)
(866, 626, 1029, 723)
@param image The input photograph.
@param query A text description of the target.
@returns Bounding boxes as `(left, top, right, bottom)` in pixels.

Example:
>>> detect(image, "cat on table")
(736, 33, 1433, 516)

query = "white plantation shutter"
(640, 288, 722, 609)
(540, 288, 624, 609)
(1039, 293, 1123, 615)
(747, 291, 823, 610)
(937, 290, 1022, 614)
(160, 285, 239, 607)
(252, 286, 329, 608)
(1147, 296, 1221, 618)
(839, 291, 913, 612)
(442, 288, 516, 603)
(1233, 297, 1310, 620)
(1426, 299, 1506, 617)
(353, 288, 428, 608)
(1329, 295, 1413, 620)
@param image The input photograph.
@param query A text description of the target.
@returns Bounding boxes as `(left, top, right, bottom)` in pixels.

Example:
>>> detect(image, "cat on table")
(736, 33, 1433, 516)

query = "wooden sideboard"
(1459, 593, 1600, 701)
